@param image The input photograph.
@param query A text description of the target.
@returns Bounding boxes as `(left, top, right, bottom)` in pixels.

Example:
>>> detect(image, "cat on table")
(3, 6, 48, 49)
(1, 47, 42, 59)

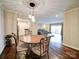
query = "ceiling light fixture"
(28, 2, 36, 22)
(32, 15, 35, 22)
(56, 15, 59, 17)
(28, 15, 32, 19)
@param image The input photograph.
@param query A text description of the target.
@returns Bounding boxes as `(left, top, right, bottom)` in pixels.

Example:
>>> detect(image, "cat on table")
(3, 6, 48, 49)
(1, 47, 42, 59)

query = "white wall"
(38, 24, 50, 32)
(18, 19, 30, 35)
(63, 7, 79, 50)
(4, 11, 38, 35)
(0, 6, 5, 54)
(30, 22, 38, 35)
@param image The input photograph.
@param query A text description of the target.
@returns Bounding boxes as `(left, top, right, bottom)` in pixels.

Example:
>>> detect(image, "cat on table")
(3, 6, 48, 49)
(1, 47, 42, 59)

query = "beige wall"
(63, 7, 79, 50)
(4, 11, 17, 34)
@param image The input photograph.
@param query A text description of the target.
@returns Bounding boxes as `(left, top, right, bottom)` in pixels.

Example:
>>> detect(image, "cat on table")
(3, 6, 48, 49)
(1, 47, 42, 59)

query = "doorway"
(50, 24, 63, 48)
(17, 18, 30, 36)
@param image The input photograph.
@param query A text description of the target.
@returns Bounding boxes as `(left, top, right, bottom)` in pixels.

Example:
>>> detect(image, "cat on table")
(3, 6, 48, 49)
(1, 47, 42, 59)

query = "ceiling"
(0, 0, 79, 24)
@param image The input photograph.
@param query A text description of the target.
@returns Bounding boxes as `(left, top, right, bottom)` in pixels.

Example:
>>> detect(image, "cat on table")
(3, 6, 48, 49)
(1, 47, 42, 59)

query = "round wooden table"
(19, 35, 45, 59)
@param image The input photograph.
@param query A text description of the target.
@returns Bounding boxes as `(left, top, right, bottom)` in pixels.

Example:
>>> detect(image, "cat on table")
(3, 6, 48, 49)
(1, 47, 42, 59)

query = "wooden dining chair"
(11, 33, 28, 59)
(32, 37, 50, 59)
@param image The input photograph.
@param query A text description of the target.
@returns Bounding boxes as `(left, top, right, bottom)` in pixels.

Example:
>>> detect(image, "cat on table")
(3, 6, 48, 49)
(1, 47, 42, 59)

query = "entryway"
(50, 24, 63, 48)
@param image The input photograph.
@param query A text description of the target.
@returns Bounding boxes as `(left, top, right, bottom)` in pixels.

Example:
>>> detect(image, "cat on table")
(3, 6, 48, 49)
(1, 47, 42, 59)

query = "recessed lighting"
(56, 15, 59, 17)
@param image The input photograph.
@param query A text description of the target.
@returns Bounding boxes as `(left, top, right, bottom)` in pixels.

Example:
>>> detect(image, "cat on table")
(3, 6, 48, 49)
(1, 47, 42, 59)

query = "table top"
(19, 35, 45, 43)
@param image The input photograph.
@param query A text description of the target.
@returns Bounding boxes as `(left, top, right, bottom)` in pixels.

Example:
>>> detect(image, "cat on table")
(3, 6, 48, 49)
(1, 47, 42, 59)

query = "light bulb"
(28, 15, 32, 19)
(32, 16, 35, 22)
(17, 18, 22, 21)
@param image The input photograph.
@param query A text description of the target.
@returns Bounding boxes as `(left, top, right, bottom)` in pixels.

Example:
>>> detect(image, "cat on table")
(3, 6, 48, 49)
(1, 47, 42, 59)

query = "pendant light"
(28, 2, 36, 22)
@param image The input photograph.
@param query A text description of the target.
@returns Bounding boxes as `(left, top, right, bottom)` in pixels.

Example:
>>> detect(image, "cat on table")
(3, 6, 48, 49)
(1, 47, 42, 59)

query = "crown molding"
(64, 7, 79, 13)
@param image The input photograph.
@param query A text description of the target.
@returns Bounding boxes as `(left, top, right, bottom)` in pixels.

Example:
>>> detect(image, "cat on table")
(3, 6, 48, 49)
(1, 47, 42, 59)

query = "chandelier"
(23, 0, 45, 22)
(28, 3, 36, 22)
(23, 0, 39, 23)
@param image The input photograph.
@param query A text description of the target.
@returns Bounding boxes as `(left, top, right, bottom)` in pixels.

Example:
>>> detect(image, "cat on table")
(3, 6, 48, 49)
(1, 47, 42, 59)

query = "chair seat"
(32, 46, 46, 56)
(17, 41, 28, 59)
(17, 41, 28, 52)
(17, 45, 28, 52)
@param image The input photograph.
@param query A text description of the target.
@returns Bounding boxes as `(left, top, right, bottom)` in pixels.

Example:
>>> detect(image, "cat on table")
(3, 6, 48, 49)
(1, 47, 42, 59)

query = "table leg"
(25, 44, 32, 59)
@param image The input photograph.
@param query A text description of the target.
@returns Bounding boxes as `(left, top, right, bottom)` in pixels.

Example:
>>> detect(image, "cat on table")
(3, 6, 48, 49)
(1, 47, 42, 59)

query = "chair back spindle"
(40, 37, 50, 56)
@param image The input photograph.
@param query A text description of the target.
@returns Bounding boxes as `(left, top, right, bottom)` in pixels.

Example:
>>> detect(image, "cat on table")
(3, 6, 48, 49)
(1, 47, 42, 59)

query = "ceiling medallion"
(29, 2, 35, 7)
(23, 0, 41, 9)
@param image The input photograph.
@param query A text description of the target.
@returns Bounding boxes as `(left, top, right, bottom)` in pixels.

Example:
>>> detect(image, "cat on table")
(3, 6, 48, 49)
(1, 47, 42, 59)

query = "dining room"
(16, 17, 51, 59)
(0, 0, 79, 59)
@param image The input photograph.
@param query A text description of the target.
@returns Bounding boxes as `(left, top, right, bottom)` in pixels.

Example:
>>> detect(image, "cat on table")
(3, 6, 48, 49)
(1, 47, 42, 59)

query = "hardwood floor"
(0, 44, 79, 59)
(0, 45, 16, 59)
(50, 42, 79, 59)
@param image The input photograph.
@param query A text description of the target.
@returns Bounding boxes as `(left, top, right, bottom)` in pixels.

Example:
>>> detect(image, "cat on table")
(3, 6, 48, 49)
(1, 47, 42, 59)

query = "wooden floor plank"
(0, 43, 79, 59)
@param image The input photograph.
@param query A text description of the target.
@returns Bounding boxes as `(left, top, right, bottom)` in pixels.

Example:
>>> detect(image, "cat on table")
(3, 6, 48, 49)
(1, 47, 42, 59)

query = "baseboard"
(63, 43, 79, 51)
